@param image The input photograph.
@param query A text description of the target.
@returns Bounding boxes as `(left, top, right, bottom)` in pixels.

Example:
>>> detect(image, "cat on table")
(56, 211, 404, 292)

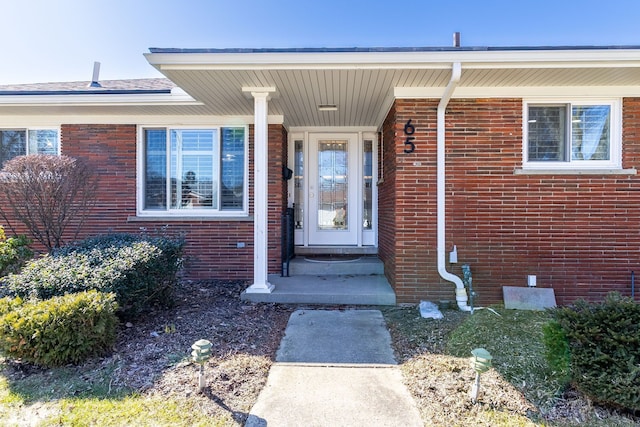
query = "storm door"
(291, 132, 376, 247)
(308, 134, 358, 245)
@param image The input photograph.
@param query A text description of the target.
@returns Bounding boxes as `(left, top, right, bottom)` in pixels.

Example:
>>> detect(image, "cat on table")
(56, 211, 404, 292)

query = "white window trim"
(136, 124, 249, 218)
(0, 126, 61, 155)
(522, 98, 622, 170)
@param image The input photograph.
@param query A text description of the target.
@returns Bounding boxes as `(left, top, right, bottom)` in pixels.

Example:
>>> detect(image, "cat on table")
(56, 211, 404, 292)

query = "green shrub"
(2, 233, 184, 318)
(542, 320, 571, 381)
(551, 293, 640, 412)
(0, 225, 32, 278)
(0, 295, 23, 316)
(0, 290, 118, 367)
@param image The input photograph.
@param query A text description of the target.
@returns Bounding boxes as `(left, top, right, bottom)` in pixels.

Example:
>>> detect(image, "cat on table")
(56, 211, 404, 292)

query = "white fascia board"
(145, 49, 640, 71)
(0, 92, 201, 107)
(0, 114, 284, 126)
(395, 86, 640, 98)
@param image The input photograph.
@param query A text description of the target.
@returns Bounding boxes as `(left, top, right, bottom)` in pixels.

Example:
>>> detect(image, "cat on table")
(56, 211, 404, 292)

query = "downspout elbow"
(437, 62, 471, 312)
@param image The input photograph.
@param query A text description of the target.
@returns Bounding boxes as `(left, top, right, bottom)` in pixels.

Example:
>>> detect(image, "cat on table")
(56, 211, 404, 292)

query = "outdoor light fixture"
(470, 347, 493, 403)
(191, 339, 213, 392)
(318, 104, 338, 111)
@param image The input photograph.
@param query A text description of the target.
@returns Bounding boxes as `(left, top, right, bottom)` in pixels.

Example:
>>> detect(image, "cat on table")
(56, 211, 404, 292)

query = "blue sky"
(1, 0, 639, 85)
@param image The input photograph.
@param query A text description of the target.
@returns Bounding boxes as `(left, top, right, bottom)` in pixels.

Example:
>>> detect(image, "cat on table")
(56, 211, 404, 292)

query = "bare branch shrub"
(0, 154, 98, 251)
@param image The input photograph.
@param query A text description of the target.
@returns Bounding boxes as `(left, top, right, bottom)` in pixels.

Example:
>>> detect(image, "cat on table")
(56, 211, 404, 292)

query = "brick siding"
(382, 98, 640, 306)
(1, 123, 287, 282)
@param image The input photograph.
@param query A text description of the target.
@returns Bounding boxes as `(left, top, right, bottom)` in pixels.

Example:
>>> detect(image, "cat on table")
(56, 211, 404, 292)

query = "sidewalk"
(245, 309, 423, 427)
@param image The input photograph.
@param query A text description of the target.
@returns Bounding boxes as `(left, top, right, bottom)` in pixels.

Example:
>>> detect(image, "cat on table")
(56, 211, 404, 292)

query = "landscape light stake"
(470, 348, 493, 403)
(191, 339, 213, 392)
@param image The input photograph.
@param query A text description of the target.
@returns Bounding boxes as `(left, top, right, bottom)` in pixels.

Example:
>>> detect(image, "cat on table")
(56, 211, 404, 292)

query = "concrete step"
(287, 256, 384, 276)
(241, 274, 396, 306)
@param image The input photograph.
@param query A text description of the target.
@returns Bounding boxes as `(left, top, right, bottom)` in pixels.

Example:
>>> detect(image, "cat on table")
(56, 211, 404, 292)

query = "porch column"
(244, 87, 276, 293)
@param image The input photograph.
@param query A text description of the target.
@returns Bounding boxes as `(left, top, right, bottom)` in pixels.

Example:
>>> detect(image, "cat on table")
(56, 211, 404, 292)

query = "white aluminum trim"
(146, 49, 640, 70)
(0, 93, 200, 106)
(135, 124, 250, 218)
(288, 126, 378, 132)
(127, 215, 253, 221)
(249, 92, 272, 290)
(0, 115, 284, 126)
(514, 168, 637, 175)
(522, 98, 622, 170)
(395, 86, 640, 98)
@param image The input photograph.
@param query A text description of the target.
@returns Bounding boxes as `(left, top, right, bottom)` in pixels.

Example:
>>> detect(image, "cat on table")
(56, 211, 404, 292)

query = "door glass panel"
(363, 140, 373, 230)
(294, 140, 304, 229)
(317, 140, 348, 230)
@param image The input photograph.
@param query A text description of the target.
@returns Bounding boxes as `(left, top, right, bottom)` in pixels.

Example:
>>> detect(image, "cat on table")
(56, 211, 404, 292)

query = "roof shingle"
(0, 78, 175, 95)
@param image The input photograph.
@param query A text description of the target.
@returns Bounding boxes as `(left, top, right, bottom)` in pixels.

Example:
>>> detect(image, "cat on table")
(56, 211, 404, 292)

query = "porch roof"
(1, 45, 640, 127)
(145, 45, 640, 128)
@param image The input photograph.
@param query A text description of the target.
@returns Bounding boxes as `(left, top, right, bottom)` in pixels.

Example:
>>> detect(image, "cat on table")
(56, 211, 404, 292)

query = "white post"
(244, 88, 276, 293)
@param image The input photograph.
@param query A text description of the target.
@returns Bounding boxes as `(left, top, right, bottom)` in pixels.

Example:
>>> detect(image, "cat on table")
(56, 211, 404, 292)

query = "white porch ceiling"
(146, 47, 640, 128)
(157, 65, 640, 128)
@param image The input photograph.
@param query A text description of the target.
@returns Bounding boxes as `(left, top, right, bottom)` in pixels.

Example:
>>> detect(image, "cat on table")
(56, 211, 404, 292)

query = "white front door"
(290, 131, 377, 248)
(308, 133, 358, 245)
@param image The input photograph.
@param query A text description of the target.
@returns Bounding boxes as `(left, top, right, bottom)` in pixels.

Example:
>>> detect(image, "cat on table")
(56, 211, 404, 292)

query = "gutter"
(436, 62, 471, 312)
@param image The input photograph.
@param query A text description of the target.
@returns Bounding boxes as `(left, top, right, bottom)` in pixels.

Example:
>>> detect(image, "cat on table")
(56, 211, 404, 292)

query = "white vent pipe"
(437, 62, 471, 312)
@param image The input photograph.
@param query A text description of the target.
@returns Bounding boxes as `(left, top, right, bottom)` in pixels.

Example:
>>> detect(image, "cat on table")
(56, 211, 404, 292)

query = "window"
(0, 128, 59, 168)
(140, 126, 247, 215)
(524, 100, 620, 169)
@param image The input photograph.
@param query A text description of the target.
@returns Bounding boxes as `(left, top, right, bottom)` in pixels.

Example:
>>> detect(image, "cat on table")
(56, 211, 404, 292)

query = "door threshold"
(295, 246, 377, 255)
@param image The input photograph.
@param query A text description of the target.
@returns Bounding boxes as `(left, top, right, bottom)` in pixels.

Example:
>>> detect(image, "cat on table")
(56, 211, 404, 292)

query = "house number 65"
(403, 119, 416, 153)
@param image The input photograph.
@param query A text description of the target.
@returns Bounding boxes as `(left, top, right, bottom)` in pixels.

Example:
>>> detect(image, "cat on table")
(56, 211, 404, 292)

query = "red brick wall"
(1, 123, 287, 281)
(378, 104, 398, 291)
(380, 100, 443, 303)
(385, 98, 640, 306)
(267, 125, 289, 273)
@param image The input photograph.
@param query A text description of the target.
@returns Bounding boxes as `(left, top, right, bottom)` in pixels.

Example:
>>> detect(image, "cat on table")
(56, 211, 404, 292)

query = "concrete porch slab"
(240, 274, 396, 306)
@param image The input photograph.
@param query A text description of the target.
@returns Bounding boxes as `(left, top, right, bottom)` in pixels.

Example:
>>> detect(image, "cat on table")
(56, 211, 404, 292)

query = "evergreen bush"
(0, 290, 118, 367)
(0, 225, 32, 278)
(542, 319, 571, 382)
(2, 233, 184, 318)
(550, 293, 640, 412)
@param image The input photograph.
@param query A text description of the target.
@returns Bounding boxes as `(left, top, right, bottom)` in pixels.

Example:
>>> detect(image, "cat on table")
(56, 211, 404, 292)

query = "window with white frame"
(524, 100, 620, 169)
(140, 126, 247, 215)
(0, 128, 59, 168)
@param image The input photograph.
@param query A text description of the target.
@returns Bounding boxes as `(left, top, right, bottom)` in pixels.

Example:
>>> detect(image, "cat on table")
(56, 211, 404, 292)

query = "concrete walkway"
(245, 309, 423, 427)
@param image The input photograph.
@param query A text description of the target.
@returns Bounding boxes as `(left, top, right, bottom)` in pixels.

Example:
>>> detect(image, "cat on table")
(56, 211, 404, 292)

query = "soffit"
(156, 65, 640, 127)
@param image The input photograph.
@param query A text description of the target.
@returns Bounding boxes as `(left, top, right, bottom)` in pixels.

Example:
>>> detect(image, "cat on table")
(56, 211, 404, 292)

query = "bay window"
(524, 100, 620, 169)
(140, 126, 247, 215)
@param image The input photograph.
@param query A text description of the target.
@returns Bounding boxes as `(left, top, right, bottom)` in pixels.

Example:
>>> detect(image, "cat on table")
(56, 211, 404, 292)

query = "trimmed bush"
(550, 293, 640, 412)
(0, 225, 32, 278)
(2, 233, 184, 318)
(0, 290, 118, 367)
(542, 320, 571, 381)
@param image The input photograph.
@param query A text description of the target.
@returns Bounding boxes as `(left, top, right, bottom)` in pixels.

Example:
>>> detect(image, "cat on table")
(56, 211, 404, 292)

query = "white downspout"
(437, 62, 471, 312)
